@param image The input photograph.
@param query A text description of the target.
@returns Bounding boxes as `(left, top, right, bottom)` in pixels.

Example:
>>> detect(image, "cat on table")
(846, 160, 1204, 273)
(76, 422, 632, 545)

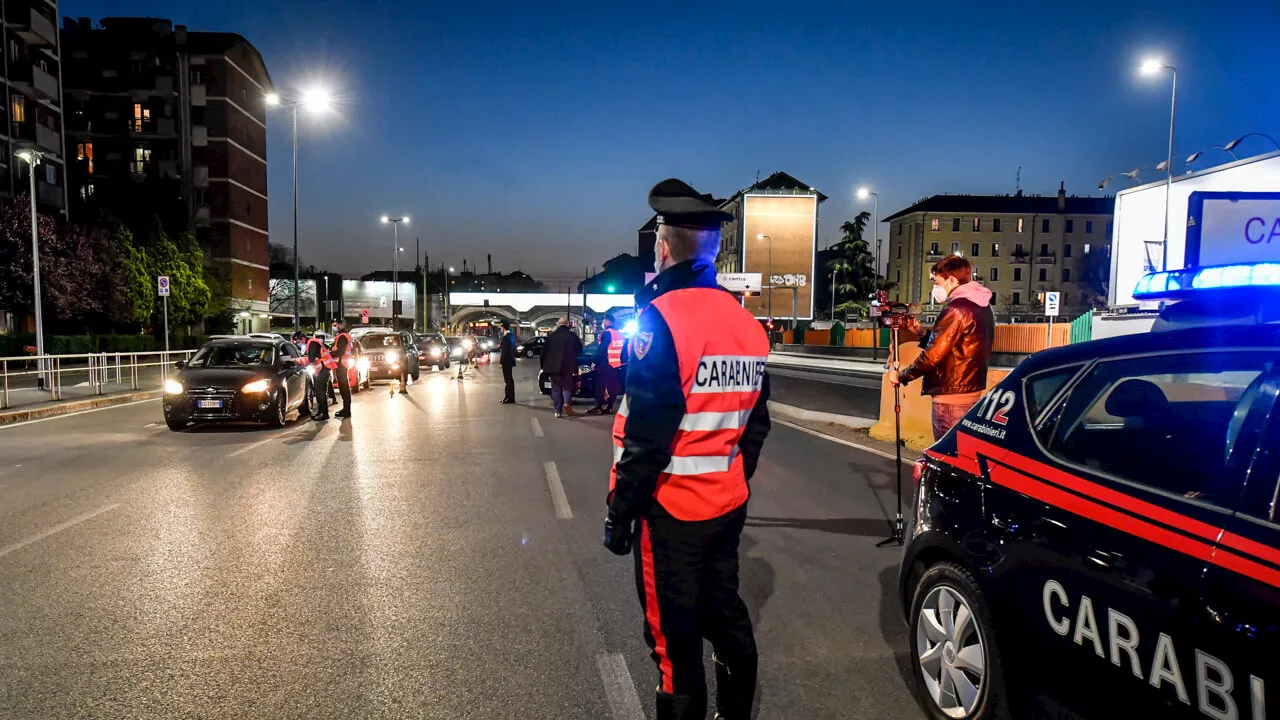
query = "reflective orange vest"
(332, 332, 354, 367)
(609, 288, 769, 521)
(604, 328, 625, 369)
(307, 337, 337, 370)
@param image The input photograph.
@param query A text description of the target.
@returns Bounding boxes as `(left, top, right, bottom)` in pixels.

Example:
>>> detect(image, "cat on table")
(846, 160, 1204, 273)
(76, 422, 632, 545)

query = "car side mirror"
(175, 360, 186, 369)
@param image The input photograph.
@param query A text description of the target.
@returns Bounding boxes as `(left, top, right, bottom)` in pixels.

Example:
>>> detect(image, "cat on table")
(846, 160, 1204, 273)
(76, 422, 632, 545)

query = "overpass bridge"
(446, 292, 636, 333)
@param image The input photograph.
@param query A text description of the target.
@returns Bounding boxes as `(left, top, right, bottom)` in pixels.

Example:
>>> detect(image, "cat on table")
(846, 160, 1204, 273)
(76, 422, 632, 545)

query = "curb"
(0, 390, 161, 426)
(767, 401, 875, 430)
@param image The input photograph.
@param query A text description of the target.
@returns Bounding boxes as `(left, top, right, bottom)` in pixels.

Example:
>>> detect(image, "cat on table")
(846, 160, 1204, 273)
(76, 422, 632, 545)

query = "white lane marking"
(774, 418, 916, 466)
(531, 417, 544, 438)
(544, 461, 572, 520)
(0, 503, 121, 559)
(0, 398, 161, 430)
(596, 653, 645, 720)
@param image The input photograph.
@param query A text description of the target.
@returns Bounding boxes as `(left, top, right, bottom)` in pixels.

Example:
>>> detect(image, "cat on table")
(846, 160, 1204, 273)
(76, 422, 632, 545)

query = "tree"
(826, 212, 893, 319)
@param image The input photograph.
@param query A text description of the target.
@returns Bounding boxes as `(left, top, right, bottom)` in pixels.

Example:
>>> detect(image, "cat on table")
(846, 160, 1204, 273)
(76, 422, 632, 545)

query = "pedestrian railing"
(0, 350, 197, 410)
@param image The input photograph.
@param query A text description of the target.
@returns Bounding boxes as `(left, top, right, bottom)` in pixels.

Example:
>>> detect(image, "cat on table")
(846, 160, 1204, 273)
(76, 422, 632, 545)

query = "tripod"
(877, 323, 906, 548)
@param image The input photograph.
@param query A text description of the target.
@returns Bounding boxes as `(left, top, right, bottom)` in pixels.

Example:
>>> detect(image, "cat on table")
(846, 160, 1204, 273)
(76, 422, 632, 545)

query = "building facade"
(61, 17, 273, 319)
(1, 0, 67, 214)
(884, 185, 1113, 323)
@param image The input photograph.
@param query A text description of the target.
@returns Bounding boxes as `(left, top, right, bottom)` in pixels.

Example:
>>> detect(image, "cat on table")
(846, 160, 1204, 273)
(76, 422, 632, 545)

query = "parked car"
(516, 336, 546, 358)
(538, 341, 598, 398)
(415, 332, 451, 370)
(359, 330, 420, 381)
(162, 337, 315, 430)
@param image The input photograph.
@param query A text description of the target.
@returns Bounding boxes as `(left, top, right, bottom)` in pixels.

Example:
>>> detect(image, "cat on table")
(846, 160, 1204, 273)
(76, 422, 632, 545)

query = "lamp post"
(857, 187, 880, 286)
(757, 234, 773, 321)
(381, 216, 409, 328)
(266, 86, 333, 330)
(1139, 58, 1176, 272)
(15, 149, 45, 388)
(1224, 133, 1280, 154)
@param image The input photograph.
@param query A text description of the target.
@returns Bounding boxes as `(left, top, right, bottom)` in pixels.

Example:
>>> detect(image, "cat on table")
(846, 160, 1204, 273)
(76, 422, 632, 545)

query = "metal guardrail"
(0, 350, 197, 409)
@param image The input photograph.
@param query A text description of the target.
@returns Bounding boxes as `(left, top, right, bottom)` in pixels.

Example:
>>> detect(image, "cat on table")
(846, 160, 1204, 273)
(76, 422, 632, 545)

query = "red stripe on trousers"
(640, 519, 674, 693)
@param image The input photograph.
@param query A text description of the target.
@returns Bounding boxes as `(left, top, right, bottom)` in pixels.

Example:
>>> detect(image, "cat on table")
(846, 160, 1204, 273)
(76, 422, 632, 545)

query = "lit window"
(972, 217, 980, 231)
(931, 218, 940, 232)
(11, 96, 24, 124)
(993, 218, 1002, 232)
(133, 103, 150, 132)
(1084, 243, 1091, 255)
(991, 242, 1000, 257)
(131, 147, 151, 174)
(78, 142, 94, 174)
(1017, 218, 1025, 233)
(951, 242, 960, 255)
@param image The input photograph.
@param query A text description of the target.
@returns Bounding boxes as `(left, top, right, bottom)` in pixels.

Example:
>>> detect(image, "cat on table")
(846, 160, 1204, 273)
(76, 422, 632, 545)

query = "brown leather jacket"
(899, 292, 995, 396)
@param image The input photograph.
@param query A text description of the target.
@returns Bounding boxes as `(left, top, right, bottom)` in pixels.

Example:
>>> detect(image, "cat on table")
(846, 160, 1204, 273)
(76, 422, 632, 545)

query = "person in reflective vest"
(304, 333, 334, 421)
(603, 179, 772, 720)
(587, 314, 626, 416)
(329, 320, 354, 419)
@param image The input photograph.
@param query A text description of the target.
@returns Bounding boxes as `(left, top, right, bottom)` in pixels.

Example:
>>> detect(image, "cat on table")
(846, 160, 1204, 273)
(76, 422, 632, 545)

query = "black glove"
(603, 513, 633, 556)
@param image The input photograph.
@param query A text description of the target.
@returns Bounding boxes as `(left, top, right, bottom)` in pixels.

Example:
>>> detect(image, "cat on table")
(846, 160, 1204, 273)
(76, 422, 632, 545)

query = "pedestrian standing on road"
(303, 331, 334, 421)
(587, 314, 625, 415)
(329, 320, 355, 419)
(541, 318, 582, 418)
(499, 321, 517, 404)
(889, 254, 994, 440)
(603, 178, 772, 720)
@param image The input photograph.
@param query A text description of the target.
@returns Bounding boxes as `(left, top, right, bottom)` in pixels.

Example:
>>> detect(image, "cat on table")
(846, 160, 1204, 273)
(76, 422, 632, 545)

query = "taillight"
(913, 458, 927, 485)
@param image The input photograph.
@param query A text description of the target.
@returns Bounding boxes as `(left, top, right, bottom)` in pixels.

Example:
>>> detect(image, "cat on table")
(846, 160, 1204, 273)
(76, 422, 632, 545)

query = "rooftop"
(883, 190, 1114, 222)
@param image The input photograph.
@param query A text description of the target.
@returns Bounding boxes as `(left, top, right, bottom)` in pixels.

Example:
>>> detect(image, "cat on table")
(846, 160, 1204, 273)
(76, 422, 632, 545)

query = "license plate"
(197, 400, 223, 409)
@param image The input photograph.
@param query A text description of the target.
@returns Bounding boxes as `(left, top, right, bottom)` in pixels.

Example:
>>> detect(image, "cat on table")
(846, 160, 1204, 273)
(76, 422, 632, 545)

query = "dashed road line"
(531, 417, 544, 437)
(544, 461, 572, 519)
(596, 653, 645, 720)
(0, 503, 120, 559)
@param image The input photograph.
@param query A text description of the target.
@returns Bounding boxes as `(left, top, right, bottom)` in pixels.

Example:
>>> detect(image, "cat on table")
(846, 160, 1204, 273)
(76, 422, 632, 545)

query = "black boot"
(712, 654, 757, 719)
(656, 690, 706, 720)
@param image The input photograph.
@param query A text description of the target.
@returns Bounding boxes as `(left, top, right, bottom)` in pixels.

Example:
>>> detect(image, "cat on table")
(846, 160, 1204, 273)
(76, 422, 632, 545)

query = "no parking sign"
(157, 276, 170, 297)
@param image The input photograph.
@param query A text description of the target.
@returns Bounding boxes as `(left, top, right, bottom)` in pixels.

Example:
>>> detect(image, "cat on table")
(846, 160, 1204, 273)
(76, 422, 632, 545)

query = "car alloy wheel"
(915, 582, 987, 719)
(269, 390, 287, 428)
(526, 349, 534, 358)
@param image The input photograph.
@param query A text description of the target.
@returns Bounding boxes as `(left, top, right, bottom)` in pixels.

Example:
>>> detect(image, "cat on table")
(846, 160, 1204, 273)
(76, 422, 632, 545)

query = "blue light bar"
(1134, 262, 1280, 300)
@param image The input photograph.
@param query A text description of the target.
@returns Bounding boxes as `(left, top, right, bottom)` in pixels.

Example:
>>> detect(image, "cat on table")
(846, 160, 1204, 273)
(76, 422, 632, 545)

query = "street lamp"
(857, 187, 880, 286)
(1224, 133, 1280, 154)
(382, 216, 409, 326)
(14, 149, 45, 387)
(265, 84, 334, 330)
(1139, 56, 1176, 272)
(757, 234, 773, 320)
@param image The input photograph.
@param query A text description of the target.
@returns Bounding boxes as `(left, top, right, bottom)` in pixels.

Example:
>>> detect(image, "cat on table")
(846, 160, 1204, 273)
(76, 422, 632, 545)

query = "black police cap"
(648, 178, 732, 230)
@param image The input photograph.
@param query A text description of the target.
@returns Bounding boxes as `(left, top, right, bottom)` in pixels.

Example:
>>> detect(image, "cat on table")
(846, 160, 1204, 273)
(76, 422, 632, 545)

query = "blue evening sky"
(66, 0, 1280, 279)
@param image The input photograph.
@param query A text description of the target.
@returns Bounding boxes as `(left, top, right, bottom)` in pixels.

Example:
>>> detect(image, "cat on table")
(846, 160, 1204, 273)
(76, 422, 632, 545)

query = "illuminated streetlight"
(1138, 56, 1176, 272)
(383, 216, 409, 327)
(757, 234, 773, 320)
(264, 92, 280, 107)
(857, 187, 880, 292)
(15, 149, 46, 386)
(301, 87, 332, 114)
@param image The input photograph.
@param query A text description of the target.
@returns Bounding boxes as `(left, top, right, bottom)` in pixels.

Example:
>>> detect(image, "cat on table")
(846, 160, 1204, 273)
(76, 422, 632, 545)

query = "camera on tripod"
(871, 290, 916, 331)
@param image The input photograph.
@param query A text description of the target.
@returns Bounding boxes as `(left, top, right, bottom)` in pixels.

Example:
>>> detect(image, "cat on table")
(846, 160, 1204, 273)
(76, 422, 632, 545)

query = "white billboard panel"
(1110, 151, 1280, 307)
(741, 194, 818, 320)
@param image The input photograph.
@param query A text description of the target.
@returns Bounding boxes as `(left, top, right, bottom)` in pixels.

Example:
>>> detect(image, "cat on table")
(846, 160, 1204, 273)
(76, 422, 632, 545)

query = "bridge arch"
(449, 305, 518, 332)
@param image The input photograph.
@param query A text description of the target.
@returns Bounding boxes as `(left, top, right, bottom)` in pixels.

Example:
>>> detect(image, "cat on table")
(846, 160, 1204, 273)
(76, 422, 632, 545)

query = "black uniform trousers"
(335, 366, 353, 413)
(633, 503, 756, 704)
(594, 366, 622, 411)
(313, 366, 330, 416)
(501, 363, 516, 402)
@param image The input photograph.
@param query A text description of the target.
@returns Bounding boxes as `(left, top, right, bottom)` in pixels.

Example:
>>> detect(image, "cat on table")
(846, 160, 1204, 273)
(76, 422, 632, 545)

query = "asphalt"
(0, 358, 925, 719)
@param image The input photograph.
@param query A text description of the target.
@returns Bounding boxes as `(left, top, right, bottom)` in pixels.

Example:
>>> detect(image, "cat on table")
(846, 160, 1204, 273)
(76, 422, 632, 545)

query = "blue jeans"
(550, 373, 574, 413)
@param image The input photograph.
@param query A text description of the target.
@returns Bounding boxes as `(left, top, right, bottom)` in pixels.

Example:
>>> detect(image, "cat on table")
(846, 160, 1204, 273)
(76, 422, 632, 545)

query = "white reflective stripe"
(611, 444, 739, 476)
(678, 408, 753, 432)
(691, 355, 767, 394)
(616, 395, 629, 418)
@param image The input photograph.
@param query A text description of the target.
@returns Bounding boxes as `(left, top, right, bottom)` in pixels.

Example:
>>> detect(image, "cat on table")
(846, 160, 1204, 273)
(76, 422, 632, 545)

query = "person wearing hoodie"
(891, 254, 995, 441)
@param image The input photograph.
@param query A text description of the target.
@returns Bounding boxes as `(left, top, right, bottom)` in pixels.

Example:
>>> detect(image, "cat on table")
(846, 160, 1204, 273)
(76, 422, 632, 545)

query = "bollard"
(2, 359, 7, 409)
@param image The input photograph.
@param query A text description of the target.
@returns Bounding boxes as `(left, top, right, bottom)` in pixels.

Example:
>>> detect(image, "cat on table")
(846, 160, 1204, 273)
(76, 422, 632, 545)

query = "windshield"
(188, 343, 275, 368)
(366, 334, 402, 348)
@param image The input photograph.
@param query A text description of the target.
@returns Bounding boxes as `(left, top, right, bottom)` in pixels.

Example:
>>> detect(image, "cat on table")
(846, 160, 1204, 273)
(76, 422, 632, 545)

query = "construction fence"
(784, 315, 1084, 355)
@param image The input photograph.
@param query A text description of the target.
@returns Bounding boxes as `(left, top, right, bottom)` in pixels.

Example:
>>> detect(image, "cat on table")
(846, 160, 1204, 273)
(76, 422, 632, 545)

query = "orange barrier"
(804, 329, 831, 346)
(843, 328, 878, 348)
(994, 323, 1070, 354)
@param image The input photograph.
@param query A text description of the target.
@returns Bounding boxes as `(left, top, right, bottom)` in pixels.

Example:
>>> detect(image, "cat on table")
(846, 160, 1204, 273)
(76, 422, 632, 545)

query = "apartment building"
(1, 0, 67, 214)
(884, 185, 1113, 322)
(61, 17, 274, 320)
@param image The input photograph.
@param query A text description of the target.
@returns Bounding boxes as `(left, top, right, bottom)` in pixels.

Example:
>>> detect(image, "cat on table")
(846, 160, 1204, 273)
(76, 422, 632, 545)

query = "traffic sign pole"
(157, 276, 171, 353)
(163, 295, 170, 353)
(1044, 291, 1060, 347)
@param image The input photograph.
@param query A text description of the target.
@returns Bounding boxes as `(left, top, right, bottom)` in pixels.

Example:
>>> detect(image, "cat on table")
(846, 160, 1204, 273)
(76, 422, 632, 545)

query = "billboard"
(341, 280, 417, 320)
(741, 194, 817, 320)
(1110, 151, 1280, 307)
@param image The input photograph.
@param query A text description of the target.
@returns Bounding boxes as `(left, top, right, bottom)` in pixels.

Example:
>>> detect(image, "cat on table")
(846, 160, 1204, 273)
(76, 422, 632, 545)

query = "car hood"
(179, 367, 272, 389)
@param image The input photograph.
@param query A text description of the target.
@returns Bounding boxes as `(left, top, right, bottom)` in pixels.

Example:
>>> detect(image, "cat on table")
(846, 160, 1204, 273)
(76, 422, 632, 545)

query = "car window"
(1024, 365, 1083, 426)
(281, 343, 301, 358)
(189, 343, 276, 368)
(368, 334, 402, 347)
(1044, 350, 1279, 509)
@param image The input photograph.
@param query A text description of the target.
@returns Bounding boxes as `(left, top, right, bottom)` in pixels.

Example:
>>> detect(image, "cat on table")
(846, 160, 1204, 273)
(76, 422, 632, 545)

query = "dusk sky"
(69, 0, 1280, 281)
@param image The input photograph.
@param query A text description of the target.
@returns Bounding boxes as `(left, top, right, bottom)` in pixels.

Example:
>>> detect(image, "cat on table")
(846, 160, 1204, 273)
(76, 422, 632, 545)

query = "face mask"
(931, 285, 949, 304)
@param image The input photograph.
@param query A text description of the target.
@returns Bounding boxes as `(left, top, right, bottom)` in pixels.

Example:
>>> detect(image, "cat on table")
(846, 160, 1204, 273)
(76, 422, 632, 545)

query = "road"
(0, 360, 924, 719)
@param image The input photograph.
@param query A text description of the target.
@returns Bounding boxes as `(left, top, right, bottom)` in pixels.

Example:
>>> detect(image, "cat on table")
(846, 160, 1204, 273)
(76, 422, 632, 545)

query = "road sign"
(1045, 291, 1060, 317)
(157, 276, 170, 297)
(360, 309, 370, 324)
(717, 273, 762, 294)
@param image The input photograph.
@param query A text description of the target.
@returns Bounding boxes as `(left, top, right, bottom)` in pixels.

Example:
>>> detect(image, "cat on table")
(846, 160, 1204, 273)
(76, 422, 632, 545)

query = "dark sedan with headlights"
(415, 332, 451, 370)
(162, 337, 316, 430)
(538, 341, 598, 399)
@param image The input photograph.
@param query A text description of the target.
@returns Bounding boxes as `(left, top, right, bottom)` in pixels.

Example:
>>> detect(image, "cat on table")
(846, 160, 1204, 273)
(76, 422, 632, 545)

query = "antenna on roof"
(1016, 166, 1022, 194)
(755, 170, 760, 184)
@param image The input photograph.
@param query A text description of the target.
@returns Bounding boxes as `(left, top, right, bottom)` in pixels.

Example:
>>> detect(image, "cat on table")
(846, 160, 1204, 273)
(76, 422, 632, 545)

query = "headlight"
(164, 379, 184, 395)
(385, 350, 399, 363)
(430, 347, 442, 358)
(452, 347, 464, 357)
(241, 379, 271, 393)
(516, 345, 525, 352)
(304, 365, 316, 376)
(357, 358, 371, 372)
(462, 338, 474, 349)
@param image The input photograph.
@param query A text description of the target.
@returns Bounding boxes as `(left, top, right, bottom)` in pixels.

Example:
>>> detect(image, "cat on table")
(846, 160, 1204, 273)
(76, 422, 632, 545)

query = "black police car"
(900, 287, 1280, 720)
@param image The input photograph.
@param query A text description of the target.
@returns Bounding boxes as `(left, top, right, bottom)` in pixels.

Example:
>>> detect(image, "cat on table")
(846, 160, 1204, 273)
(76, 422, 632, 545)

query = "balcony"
(36, 180, 62, 209)
(13, 7, 56, 46)
(1035, 252, 1058, 265)
(35, 123, 58, 153)
(1010, 253, 1030, 264)
(31, 64, 58, 101)
(927, 252, 943, 262)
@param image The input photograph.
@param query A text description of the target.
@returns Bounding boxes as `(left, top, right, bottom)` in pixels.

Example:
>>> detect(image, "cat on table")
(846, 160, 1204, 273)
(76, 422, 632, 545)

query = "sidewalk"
(0, 389, 160, 425)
